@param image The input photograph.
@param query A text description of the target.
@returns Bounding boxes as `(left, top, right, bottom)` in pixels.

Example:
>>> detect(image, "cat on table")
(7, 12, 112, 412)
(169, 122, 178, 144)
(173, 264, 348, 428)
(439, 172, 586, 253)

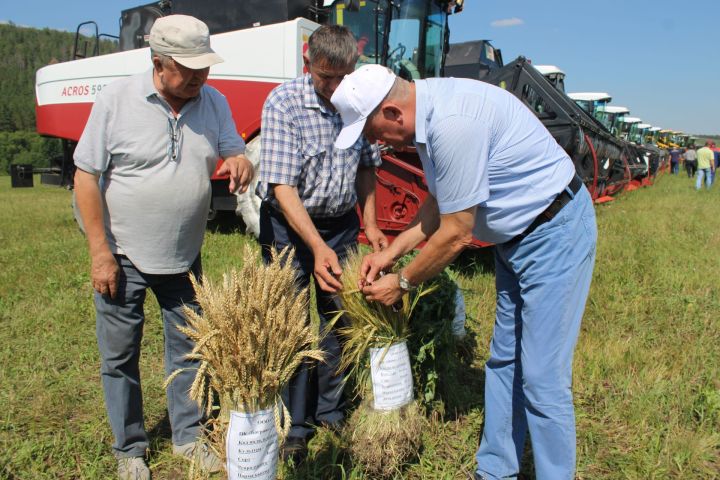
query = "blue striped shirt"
(257, 75, 381, 218)
(414, 78, 575, 244)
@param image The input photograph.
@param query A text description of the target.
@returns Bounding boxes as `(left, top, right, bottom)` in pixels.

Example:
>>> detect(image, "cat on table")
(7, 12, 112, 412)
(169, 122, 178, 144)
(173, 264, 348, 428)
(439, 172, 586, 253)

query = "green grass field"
(0, 173, 718, 479)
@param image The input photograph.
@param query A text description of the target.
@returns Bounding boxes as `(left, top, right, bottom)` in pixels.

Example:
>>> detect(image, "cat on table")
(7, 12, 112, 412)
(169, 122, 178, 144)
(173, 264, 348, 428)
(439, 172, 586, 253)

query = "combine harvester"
(635, 123, 665, 180)
(35, 0, 478, 244)
(657, 129, 679, 150)
(616, 116, 652, 191)
(647, 126, 663, 145)
(478, 57, 627, 201)
(618, 116, 642, 142)
(444, 49, 665, 203)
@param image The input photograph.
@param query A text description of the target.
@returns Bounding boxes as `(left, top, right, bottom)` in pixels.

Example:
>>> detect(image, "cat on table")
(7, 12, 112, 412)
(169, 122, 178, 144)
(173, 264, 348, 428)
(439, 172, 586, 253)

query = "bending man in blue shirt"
(332, 65, 597, 480)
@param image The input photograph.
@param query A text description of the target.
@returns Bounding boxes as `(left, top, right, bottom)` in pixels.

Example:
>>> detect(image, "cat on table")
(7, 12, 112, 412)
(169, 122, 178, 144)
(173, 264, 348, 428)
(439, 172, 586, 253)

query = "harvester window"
(484, 44, 495, 63)
(521, 84, 555, 119)
(388, 18, 421, 78)
(330, 1, 385, 66)
(422, 11, 444, 78)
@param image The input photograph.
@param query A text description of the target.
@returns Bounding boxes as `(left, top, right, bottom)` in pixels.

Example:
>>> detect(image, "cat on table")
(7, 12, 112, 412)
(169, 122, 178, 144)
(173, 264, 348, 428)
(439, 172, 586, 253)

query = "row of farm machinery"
(30, 0, 679, 245)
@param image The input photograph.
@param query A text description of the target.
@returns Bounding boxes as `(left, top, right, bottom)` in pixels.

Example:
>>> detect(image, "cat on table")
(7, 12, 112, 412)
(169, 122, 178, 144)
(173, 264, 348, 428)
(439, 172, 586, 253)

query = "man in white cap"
(331, 65, 597, 480)
(74, 14, 252, 479)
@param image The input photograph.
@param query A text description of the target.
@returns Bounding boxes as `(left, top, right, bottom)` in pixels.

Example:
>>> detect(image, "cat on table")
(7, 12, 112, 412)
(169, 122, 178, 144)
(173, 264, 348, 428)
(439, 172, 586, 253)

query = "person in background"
(256, 25, 386, 462)
(73, 14, 253, 480)
(332, 65, 596, 480)
(683, 145, 698, 179)
(696, 141, 715, 190)
(669, 146, 682, 175)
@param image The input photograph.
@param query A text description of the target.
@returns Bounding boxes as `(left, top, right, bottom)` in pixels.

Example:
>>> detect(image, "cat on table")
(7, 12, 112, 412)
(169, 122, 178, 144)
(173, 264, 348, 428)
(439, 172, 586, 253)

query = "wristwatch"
(398, 271, 417, 292)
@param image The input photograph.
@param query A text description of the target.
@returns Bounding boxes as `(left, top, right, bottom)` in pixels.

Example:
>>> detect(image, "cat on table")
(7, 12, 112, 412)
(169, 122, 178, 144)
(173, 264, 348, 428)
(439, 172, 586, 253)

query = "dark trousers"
(259, 202, 359, 439)
(685, 160, 697, 178)
(95, 255, 203, 457)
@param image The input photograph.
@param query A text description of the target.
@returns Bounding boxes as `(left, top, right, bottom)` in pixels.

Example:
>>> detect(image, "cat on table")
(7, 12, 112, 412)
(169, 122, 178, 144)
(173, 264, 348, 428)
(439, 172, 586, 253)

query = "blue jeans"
(475, 186, 597, 480)
(258, 203, 359, 439)
(696, 168, 712, 190)
(95, 255, 203, 458)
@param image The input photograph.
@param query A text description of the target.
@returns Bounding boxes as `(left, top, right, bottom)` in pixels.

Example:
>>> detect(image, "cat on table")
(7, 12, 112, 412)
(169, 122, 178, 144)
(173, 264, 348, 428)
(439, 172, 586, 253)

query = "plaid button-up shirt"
(257, 75, 381, 218)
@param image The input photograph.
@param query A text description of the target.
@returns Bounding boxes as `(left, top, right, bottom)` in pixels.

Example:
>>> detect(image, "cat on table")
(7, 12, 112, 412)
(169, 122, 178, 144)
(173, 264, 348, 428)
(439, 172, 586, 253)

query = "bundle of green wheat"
(333, 248, 433, 478)
(333, 249, 433, 383)
(166, 245, 324, 477)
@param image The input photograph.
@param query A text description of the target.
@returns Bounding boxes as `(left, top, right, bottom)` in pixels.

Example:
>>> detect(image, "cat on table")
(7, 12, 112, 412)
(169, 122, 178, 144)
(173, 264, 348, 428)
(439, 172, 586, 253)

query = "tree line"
(0, 22, 116, 174)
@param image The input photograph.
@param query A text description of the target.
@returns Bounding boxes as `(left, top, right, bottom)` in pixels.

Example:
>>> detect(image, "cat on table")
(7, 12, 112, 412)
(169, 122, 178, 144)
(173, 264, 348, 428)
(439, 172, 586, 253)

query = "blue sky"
(450, 0, 720, 136)
(3, 0, 719, 135)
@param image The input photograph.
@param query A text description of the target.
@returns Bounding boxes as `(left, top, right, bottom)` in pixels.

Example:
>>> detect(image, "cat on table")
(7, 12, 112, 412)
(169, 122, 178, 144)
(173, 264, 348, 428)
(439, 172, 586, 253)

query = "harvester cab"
(114, 0, 460, 80)
(618, 116, 642, 141)
(635, 123, 651, 145)
(595, 105, 629, 137)
(534, 65, 566, 92)
(648, 126, 663, 146)
(674, 133, 690, 148)
(635, 125, 665, 177)
(657, 130, 679, 149)
(323, 0, 460, 80)
(567, 92, 612, 117)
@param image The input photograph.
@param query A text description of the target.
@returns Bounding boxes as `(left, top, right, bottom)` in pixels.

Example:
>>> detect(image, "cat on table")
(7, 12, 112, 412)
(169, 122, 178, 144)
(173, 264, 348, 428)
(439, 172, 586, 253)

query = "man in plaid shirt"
(257, 25, 387, 461)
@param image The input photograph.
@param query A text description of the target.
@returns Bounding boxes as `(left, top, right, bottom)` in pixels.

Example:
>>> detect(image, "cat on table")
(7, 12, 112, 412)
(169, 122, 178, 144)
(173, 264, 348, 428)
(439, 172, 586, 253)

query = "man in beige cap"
(74, 14, 252, 479)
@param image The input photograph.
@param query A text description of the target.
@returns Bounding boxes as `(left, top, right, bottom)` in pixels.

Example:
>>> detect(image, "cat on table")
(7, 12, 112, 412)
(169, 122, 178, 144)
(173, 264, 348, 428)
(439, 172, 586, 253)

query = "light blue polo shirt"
(74, 69, 245, 274)
(414, 78, 575, 244)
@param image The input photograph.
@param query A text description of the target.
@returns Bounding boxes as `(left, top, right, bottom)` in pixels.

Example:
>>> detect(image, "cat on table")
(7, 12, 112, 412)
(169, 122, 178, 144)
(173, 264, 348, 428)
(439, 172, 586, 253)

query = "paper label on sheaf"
(225, 409, 279, 480)
(370, 341, 414, 410)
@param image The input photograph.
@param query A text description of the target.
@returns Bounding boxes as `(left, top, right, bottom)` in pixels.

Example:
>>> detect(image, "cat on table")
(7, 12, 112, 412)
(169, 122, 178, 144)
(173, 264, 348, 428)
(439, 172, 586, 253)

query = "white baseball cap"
(149, 15, 224, 69)
(331, 64, 396, 149)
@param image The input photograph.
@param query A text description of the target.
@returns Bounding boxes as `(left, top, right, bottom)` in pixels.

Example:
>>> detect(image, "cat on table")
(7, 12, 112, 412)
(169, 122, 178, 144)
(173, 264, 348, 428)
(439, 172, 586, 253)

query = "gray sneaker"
(173, 442, 222, 473)
(117, 456, 150, 480)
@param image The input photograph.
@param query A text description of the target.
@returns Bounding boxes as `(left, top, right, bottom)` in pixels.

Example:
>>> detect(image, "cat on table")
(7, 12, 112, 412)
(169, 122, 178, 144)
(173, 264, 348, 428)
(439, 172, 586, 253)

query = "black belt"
(508, 175, 583, 244)
(261, 201, 354, 228)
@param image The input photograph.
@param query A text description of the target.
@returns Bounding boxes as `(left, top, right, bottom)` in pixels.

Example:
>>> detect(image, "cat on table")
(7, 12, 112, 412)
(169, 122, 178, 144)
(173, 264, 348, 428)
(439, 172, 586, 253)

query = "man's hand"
(358, 250, 396, 288)
(313, 244, 343, 293)
(91, 250, 119, 299)
(361, 272, 403, 306)
(218, 154, 254, 193)
(364, 225, 388, 252)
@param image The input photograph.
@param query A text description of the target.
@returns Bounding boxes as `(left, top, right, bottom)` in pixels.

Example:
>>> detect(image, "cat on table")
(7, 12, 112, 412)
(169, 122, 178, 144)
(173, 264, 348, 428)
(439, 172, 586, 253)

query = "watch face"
(399, 275, 415, 291)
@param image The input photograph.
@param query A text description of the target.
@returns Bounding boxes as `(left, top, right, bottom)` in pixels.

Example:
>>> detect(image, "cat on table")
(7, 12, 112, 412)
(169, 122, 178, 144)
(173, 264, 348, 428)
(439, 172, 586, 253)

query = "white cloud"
(490, 17, 524, 28)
